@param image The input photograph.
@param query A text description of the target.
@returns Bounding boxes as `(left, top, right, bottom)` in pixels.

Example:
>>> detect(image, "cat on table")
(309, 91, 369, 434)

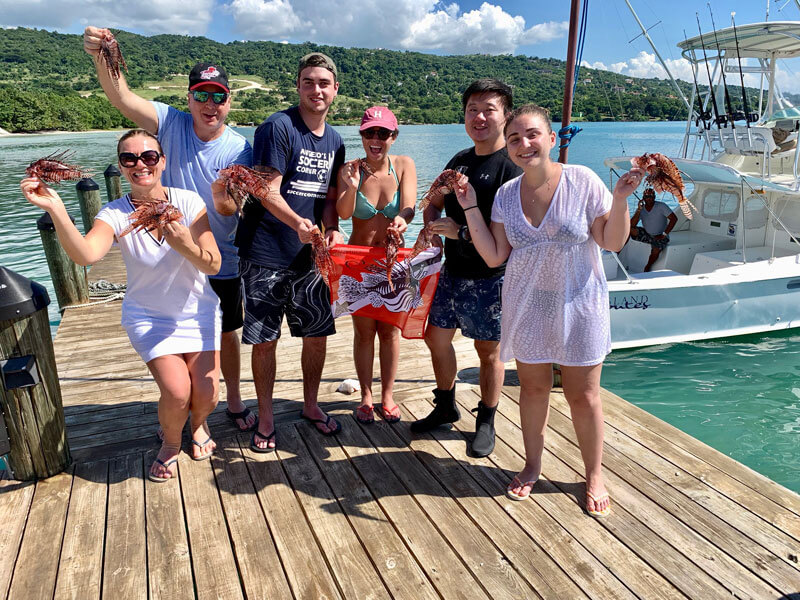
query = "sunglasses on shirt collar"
(191, 90, 229, 104)
(118, 150, 162, 168)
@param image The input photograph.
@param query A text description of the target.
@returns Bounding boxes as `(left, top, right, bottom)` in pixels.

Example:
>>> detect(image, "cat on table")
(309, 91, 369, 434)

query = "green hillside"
(0, 26, 724, 132)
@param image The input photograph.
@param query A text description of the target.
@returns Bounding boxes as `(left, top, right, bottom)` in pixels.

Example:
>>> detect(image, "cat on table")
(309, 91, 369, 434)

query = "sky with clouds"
(2, 0, 800, 91)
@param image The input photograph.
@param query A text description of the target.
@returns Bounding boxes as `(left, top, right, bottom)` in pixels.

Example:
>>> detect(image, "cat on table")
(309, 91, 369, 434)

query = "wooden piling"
(103, 164, 122, 203)
(75, 177, 102, 233)
(37, 213, 89, 310)
(0, 267, 70, 480)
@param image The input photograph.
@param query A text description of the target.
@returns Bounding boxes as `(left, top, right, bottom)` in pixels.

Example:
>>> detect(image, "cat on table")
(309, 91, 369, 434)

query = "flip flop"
(379, 403, 401, 423)
(355, 404, 375, 424)
(586, 492, 612, 518)
(226, 407, 257, 432)
(300, 411, 342, 436)
(506, 476, 537, 501)
(250, 428, 276, 453)
(191, 436, 214, 461)
(148, 457, 177, 483)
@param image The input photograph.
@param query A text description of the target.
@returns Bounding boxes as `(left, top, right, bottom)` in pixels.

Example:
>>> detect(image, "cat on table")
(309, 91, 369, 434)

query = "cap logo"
(200, 66, 220, 80)
(373, 110, 382, 118)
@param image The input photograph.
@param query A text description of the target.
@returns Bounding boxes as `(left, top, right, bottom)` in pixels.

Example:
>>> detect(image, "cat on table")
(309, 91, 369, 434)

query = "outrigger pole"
(559, 0, 581, 164)
(708, 4, 736, 127)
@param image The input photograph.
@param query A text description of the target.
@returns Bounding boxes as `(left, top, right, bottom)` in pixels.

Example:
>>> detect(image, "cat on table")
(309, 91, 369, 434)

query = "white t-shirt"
(491, 165, 612, 366)
(640, 201, 673, 236)
(153, 102, 253, 279)
(95, 188, 220, 329)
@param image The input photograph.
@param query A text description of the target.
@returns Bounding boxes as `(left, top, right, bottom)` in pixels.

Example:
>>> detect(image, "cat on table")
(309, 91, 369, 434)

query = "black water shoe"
(470, 401, 496, 457)
(410, 386, 460, 433)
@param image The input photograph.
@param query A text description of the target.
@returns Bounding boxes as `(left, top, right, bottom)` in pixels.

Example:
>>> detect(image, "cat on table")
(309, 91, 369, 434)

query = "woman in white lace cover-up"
(455, 105, 643, 517)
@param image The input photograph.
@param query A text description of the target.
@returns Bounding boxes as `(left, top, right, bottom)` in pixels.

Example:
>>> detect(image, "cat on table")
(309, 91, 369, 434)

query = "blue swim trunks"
(428, 266, 503, 341)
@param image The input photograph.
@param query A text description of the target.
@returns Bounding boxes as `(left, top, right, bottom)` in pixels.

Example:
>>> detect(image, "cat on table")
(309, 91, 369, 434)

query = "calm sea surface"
(0, 121, 797, 491)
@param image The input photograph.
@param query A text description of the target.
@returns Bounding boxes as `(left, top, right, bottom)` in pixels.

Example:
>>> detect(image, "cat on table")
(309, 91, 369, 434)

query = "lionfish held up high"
(217, 164, 281, 213)
(384, 226, 403, 291)
(310, 227, 336, 289)
(630, 153, 695, 220)
(99, 31, 128, 84)
(26, 151, 91, 184)
(119, 199, 183, 238)
(418, 169, 462, 211)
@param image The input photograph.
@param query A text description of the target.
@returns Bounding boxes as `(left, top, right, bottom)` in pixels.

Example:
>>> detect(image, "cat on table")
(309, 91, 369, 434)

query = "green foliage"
(0, 26, 729, 131)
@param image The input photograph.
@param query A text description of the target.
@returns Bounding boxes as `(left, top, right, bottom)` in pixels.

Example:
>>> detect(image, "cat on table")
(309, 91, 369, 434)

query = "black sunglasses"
(191, 90, 229, 104)
(360, 128, 393, 141)
(118, 150, 162, 168)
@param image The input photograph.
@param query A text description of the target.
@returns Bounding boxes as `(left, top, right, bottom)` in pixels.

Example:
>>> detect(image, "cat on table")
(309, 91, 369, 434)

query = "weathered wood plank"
(0, 478, 35, 599)
(54, 460, 108, 600)
(8, 469, 73, 600)
(242, 434, 343, 600)
(280, 423, 391, 600)
(144, 451, 193, 600)
(301, 425, 441, 600)
(103, 453, 147, 600)
(211, 437, 293, 599)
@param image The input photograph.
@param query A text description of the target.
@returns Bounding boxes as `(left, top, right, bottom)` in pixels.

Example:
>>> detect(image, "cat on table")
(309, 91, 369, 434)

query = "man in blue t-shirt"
(237, 53, 345, 449)
(629, 187, 678, 271)
(84, 27, 257, 448)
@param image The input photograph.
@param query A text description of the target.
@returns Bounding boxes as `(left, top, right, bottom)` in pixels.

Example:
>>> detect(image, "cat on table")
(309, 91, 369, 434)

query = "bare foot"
(586, 479, 611, 516)
(507, 462, 541, 499)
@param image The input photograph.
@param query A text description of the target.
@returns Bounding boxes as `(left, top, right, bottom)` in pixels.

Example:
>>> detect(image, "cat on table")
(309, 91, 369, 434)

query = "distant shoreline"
(0, 128, 127, 137)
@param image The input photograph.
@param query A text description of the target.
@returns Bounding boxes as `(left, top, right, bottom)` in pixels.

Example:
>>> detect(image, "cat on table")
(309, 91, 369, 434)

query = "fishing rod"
(696, 13, 724, 128)
(730, 12, 756, 125)
(684, 28, 711, 129)
(708, 3, 737, 127)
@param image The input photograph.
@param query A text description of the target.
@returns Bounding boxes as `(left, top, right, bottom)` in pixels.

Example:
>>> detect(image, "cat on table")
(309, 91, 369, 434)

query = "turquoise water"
(0, 122, 797, 492)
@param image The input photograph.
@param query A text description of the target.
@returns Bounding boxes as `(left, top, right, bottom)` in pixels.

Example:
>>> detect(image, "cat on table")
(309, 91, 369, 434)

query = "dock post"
(103, 164, 122, 203)
(76, 177, 102, 233)
(0, 267, 71, 480)
(37, 212, 89, 310)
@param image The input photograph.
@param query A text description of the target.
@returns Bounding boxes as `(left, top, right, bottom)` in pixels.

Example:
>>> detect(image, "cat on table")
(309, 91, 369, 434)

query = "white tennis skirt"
(125, 312, 221, 363)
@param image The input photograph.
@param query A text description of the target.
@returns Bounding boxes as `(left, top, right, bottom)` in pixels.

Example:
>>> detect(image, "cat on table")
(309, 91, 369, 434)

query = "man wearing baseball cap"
(236, 51, 345, 449)
(83, 27, 256, 440)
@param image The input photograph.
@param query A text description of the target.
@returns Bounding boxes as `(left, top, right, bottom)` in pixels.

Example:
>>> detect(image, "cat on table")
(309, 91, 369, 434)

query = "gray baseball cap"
(297, 52, 338, 81)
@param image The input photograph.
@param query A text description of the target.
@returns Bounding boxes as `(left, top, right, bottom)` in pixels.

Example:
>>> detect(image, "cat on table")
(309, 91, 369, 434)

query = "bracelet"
(463, 205, 479, 212)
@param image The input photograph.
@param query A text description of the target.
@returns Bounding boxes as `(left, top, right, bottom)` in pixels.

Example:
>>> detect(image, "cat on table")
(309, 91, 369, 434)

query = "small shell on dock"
(337, 379, 360, 394)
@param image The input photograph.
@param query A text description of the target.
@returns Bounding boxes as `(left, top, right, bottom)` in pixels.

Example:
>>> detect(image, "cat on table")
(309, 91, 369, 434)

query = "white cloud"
(0, 0, 214, 35)
(225, 0, 567, 54)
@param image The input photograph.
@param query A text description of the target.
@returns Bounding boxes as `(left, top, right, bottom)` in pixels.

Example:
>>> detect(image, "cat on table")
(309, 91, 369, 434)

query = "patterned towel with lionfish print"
(328, 244, 442, 339)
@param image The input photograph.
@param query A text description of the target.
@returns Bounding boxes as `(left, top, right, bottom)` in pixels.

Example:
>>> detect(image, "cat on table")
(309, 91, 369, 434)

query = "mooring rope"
(62, 279, 126, 310)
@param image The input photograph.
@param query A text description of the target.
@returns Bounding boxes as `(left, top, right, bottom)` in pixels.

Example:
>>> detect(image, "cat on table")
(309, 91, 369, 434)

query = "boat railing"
(608, 250, 634, 283)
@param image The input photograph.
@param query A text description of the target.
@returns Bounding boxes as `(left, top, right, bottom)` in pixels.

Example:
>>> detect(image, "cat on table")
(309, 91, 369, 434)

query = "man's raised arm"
(84, 26, 158, 133)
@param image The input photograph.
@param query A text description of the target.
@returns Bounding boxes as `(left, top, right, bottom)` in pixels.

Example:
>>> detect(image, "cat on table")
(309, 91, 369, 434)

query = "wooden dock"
(1, 250, 799, 600)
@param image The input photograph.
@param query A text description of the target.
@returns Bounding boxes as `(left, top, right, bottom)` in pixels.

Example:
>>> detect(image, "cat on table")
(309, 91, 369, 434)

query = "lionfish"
(217, 164, 281, 212)
(384, 226, 403, 291)
(631, 153, 695, 220)
(418, 169, 462, 211)
(310, 227, 336, 288)
(26, 151, 91, 184)
(406, 223, 436, 263)
(119, 199, 183, 238)
(100, 31, 128, 84)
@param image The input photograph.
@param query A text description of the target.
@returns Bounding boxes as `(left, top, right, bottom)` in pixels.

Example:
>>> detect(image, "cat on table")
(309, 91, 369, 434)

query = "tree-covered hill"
(0, 26, 722, 132)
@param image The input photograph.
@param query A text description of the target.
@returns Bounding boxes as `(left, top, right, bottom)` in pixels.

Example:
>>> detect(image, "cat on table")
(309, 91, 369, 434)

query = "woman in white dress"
(455, 105, 643, 517)
(21, 129, 222, 483)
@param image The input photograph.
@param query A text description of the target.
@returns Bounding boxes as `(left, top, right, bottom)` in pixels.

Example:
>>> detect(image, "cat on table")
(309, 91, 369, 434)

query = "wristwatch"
(458, 224, 472, 243)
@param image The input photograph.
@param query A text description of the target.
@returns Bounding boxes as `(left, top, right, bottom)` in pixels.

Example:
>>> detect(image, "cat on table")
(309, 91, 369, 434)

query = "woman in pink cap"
(337, 106, 417, 424)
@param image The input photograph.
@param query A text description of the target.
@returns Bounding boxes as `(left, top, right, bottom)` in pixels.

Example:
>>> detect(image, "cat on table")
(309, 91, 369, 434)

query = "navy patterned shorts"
(428, 267, 503, 341)
(631, 228, 670, 250)
(240, 259, 335, 343)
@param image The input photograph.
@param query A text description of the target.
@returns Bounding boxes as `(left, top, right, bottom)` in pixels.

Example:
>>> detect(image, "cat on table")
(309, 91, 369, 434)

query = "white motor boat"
(604, 21, 800, 349)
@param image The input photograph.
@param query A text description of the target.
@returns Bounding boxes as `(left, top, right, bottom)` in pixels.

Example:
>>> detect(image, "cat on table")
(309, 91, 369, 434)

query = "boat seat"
(690, 245, 798, 274)
(718, 125, 779, 156)
(626, 231, 736, 273)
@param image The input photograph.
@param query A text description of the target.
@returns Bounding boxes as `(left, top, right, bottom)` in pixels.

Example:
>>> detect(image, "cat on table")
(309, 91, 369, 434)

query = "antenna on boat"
(707, 3, 737, 127)
(696, 13, 724, 128)
(684, 28, 711, 130)
(730, 12, 756, 125)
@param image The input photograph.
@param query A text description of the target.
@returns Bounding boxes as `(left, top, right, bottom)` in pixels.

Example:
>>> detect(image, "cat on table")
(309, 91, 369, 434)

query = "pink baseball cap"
(359, 106, 398, 131)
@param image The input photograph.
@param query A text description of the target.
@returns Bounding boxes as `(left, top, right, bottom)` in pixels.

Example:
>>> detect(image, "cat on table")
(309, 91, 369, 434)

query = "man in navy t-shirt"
(237, 53, 346, 449)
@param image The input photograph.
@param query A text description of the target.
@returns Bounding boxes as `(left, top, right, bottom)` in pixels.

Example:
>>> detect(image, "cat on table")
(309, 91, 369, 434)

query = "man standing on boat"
(83, 27, 257, 433)
(236, 53, 345, 450)
(629, 187, 678, 272)
(412, 79, 522, 457)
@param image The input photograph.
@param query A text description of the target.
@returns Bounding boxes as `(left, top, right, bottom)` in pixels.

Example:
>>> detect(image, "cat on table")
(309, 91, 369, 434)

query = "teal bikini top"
(353, 158, 401, 220)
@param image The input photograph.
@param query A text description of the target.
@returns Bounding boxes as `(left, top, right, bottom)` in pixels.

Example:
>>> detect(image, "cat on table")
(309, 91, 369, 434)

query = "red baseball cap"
(359, 106, 398, 132)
